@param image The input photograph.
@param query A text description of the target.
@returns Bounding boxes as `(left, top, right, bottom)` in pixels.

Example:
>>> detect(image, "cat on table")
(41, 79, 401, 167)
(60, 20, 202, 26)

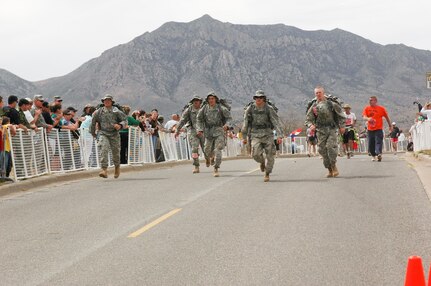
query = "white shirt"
(24, 110, 34, 124)
(164, 120, 178, 131)
(420, 108, 431, 120)
(344, 112, 356, 127)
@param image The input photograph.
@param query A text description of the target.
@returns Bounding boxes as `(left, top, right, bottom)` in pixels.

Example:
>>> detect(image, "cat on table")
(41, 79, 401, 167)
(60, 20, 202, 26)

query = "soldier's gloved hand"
(197, 131, 203, 137)
(114, 124, 122, 130)
(223, 125, 229, 131)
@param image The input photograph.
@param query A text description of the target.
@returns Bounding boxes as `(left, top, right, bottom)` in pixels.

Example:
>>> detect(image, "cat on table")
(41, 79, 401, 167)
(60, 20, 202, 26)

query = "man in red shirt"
(362, 96, 392, 162)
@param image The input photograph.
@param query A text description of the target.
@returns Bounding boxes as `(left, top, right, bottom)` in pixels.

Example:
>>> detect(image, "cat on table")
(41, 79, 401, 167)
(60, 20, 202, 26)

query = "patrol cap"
(343, 104, 351, 109)
(53, 96, 63, 102)
(253, 90, 266, 100)
(101, 94, 115, 103)
(206, 91, 218, 101)
(33, 94, 45, 101)
(191, 95, 203, 102)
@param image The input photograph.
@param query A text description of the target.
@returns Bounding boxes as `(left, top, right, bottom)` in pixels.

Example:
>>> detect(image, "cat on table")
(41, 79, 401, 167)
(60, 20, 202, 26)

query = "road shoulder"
(404, 152, 431, 202)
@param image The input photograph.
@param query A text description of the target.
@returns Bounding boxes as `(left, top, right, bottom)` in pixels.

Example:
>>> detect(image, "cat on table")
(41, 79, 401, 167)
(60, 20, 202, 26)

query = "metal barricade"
(46, 129, 85, 173)
(224, 137, 242, 157)
(128, 127, 155, 164)
(9, 128, 49, 180)
(412, 121, 431, 152)
(79, 128, 100, 169)
(159, 131, 179, 162)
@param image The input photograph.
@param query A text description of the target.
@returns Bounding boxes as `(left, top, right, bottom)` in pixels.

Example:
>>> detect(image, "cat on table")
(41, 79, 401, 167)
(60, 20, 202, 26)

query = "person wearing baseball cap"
(31, 94, 53, 132)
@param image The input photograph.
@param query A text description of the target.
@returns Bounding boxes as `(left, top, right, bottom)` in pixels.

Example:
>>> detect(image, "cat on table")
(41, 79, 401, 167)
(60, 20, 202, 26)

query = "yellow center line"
(128, 208, 182, 238)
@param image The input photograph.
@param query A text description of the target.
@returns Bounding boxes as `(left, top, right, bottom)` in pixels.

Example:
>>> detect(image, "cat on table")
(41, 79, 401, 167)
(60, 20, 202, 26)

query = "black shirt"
(3, 106, 21, 125)
(42, 112, 54, 125)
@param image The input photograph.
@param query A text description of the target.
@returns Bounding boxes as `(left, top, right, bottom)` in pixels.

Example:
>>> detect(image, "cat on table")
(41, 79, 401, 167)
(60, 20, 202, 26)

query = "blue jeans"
(367, 129, 383, 156)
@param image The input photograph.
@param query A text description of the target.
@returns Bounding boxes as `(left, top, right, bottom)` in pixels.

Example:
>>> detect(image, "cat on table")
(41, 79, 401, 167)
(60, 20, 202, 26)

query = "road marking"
(128, 208, 182, 238)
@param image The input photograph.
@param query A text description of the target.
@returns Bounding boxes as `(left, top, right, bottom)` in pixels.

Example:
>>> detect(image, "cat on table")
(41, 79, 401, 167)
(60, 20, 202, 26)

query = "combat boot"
(193, 166, 200, 174)
(99, 168, 108, 178)
(264, 172, 270, 182)
(260, 161, 265, 172)
(213, 167, 219, 177)
(332, 164, 339, 177)
(326, 167, 333, 178)
(205, 157, 210, 167)
(114, 166, 120, 178)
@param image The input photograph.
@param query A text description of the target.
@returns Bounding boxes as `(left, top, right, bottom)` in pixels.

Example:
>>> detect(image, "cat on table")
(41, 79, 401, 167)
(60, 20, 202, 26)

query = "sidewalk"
(404, 152, 431, 202)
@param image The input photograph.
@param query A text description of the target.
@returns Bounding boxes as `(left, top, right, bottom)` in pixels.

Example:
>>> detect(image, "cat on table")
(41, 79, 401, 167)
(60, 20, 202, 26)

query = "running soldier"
(242, 90, 283, 182)
(196, 92, 232, 177)
(305, 86, 346, 177)
(175, 95, 206, 174)
(91, 95, 127, 178)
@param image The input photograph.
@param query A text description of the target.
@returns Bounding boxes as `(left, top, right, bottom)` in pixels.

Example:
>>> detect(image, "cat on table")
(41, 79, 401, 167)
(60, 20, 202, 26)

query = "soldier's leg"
(317, 130, 331, 168)
(327, 130, 339, 167)
(251, 138, 265, 164)
(189, 135, 200, 166)
(204, 137, 214, 167)
(213, 135, 225, 168)
(264, 139, 276, 174)
(98, 134, 110, 169)
(110, 134, 121, 167)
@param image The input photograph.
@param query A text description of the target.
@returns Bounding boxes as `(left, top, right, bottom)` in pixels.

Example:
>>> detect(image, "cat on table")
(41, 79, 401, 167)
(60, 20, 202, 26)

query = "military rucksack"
(305, 94, 343, 114)
(244, 100, 278, 129)
(306, 94, 344, 126)
(201, 98, 231, 125)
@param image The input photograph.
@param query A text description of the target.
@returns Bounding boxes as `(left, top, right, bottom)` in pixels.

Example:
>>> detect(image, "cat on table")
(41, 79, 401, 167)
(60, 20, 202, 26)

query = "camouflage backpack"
(201, 98, 231, 125)
(244, 100, 278, 129)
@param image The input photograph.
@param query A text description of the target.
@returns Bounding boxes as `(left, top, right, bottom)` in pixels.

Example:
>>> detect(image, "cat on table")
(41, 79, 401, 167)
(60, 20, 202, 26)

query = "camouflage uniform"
(242, 92, 283, 178)
(305, 98, 345, 174)
(91, 103, 127, 169)
(196, 95, 232, 171)
(176, 103, 205, 167)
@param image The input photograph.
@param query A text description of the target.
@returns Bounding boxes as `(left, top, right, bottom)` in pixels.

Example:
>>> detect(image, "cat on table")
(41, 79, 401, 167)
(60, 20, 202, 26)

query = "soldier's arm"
(305, 104, 316, 128)
(196, 108, 204, 132)
(241, 106, 251, 138)
(269, 107, 284, 138)
(117, 110, 127, 128)
(222, 106, 232, 127)
(90, 110, 99, 137)
(176, 108, 190, 135)
(333, 103, 346, 129)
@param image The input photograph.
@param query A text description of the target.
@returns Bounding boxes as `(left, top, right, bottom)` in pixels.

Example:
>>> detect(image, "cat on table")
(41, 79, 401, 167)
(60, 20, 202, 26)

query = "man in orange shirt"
(362, 96, 392, 162)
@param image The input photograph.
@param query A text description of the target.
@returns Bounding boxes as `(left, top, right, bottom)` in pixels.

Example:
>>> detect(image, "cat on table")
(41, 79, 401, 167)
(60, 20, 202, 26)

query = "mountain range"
(1, 14, 431, 128)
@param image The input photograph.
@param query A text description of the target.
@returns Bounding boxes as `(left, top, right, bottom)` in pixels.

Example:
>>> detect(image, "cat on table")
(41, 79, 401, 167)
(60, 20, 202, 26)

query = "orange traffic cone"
(428, 264, 431, 286)
(404, 256, 426, 286)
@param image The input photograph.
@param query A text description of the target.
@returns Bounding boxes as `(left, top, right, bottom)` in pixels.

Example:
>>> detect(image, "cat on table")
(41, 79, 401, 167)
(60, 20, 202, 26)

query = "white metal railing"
(411, 120, 431, 152)
(9, 128, 49, 180)
(10, 125, 418, 181)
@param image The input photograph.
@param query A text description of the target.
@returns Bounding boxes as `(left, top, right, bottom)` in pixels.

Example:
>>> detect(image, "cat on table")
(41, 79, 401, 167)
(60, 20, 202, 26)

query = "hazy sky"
(0, 0, 429, 81)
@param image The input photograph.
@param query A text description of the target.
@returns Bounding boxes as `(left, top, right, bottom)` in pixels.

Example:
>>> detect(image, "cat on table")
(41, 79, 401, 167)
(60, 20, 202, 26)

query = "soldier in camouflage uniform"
(242, 90, 283, 182)
(305, 86, 346, 177)
(91, 95, 127, 179)
(196, 92, 232, 177)
(175, 95, 206, 174)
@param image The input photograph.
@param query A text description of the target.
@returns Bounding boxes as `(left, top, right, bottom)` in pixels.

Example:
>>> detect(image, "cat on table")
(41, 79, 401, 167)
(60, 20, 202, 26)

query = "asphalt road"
(1, 154, 430, 285)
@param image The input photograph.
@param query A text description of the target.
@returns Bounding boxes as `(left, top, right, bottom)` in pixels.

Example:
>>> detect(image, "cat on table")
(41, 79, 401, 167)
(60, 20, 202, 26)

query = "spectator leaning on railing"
(32, 95, 53, 132)
(419, 102, 431, 120)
